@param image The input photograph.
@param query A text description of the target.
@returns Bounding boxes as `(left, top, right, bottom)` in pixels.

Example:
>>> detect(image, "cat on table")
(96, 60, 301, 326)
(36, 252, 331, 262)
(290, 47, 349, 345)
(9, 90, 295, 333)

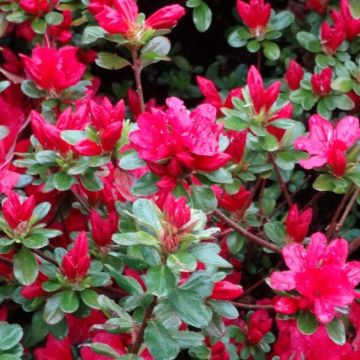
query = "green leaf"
(191, 243, 232, 268)
(140, 36, 171, 67)
(333, 94, 355, 111)
(264, 222, 285, 244)
(112, 231, 159, 247)
(259, 133, 279, 152)
(132, 172, 159, 196)
(0, 80, 10, 94)
(227, 27, 249, 48)
(193, 1, 212, 32)
(269, 10, 294, 31)
(246, 39, 260, 53)
(200, 168, 233, 184)
(6, 11, 29, 24)
(179, 271, 213, 298)
(53, 171, 74, 191)
(145, 265, 176, 297)
(191, 186, 217, 212)
(120, 152, 146, 170)
(35, 151, 58, 165)
(60, 290, 80, 313)
(0, 125, 9, 140)
(31, 18, 47, 34)
(350, 0, 360, 18)
(208, 300, 239, 319)
(13, 247, 38, 285)
(80, 173, 103, 191)
(296, 31, 321, 53)
(81, 26, 106, 45)
(45, 12, 64, 25)
(83, 343, 121, 359)
(43, 294, 64, 325)
(326, 317, 346, 345)
(144, 320, 180, 360)
(313, 174, 335, 192)
(21, 80, 45, 99)
(95, 52, 131, 70)
(22, 233, 49, 249)
(263, 41, 280, 60)
(80, 289, 100, 309)
(61, 130, 87, 145)
(0, 323, 23, 351)
(169, 330, 204, 348)
(133, 199, 162, 232)
(32, 202, 52, 222)
(169, 289, 212, 327)
(297, 312, 318, 335)
(167, 251, 197, 272)
(331, 77, 355, 92)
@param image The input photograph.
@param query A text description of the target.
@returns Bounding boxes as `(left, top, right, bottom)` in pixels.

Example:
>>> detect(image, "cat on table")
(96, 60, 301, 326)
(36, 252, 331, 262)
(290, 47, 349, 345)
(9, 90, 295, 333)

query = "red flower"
(236, 0, 271, 37)
(95, 0, 138, 35)
(285, 60, 304, 91)
(90, 210, 118, 248)
(130, 97, 230, 191)
(218, 187, 252, 213)
(225, 130, 247, 163)
(306, 0, 329, 14)
(48, 10, 73, 43)
(2, 192, 36, 230)
(145, 5, 186, 30)
(34, 335, 72, 360)
(19, 0, 58, 16)
(311, 67, 333, 97)
(340, 0, 360, 40)
(274, 296, 299, 315)
(270, 232, 360, 323)
(211, 280, 243, 300)
(81, 332, 126, 360)
(267, 102, 293, 142)
(61, 231, 90, 282)
(285, 204, 313, 243)
(247, 310, 272, 344)
(294, 115, 359, 177)
(88, 0, 113, 15)
(21, 272, 48, 299)
(320, 15, 345, 55)
(163, 194, 191, 229)
(211, 341, 230, 360)
(21, 46, 86, 94)
(247, 65, 281, 115)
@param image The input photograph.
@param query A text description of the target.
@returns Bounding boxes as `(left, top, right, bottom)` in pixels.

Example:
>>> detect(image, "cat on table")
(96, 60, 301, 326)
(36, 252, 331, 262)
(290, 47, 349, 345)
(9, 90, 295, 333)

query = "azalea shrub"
(1, 0, 360, 359)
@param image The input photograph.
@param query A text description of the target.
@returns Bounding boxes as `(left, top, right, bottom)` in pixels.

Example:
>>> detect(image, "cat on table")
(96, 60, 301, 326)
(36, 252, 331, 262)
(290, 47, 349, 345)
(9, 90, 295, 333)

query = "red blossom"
(311, 67, 333, 97)
(211, 341, 230, 360)
(145, 5, 186, 30)
(211, 280, 243, 300)
(34, 335, 73, 360)
(306, 0, 329, 14)
(285, 60, 304, 91)
(320, 14, 345, 55)
(340, 0, 360, 40)
(285, 204, 313, 243)
(90, 210, 118, 248)
(19, 0, 58, 16)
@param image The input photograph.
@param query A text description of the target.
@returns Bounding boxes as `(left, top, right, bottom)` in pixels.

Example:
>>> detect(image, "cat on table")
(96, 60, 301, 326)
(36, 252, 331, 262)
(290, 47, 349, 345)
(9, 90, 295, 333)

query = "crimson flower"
(294, 114, 359, 177)
(21, 46, 86, 94)
(270, 232, 360, 323)
(61, 231, 90, 282)
(48, 10, 73, 43)
(236, 0, 271, 37)
(129, 97, 230, 191)
(211, 341, 230, 360)
(285, 204, 312, 243)
(196, 75, 242, 116)
(311, 67, 333, 97)
(247, 310, 272, 344)
(340, 0, 360, 40)
(225, 130, 247, 163)
(2, 192, 35, 230)
(34, 335, 72, 360)
(218, 187, 252, 214)
(247, 65, 281, 115)
(285, 60, 304, 91)
(21, 272, 48, 299)
(306, 0, 329, 14)
(163, 194, 191, 229)
(211, 280, 243, 300)
(90, 210, 118, 248)
(19, 0, 58, 16)
(95, 0, 185, 37)
(320, 14, 345, 55)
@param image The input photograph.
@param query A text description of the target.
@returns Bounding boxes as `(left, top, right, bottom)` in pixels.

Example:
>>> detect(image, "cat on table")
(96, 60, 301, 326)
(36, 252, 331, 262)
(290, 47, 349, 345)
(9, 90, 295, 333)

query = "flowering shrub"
(0, 0, 360, 359)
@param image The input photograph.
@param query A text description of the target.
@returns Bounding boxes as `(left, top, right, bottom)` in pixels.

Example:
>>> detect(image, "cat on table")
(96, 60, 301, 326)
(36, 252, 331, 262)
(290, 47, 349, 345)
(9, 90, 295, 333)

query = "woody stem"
(326, 185, 355, 239)
(130, 296, 157, 354)
(131, 48, 145, 113)
(231, 302, 274, 310)
(213, 209, 281, 254)
(268, 153, 292, 207)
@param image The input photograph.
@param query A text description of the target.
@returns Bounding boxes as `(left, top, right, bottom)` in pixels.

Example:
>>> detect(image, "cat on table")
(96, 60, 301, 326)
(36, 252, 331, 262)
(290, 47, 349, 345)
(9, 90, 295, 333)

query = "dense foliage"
(0, 0, 360, 359)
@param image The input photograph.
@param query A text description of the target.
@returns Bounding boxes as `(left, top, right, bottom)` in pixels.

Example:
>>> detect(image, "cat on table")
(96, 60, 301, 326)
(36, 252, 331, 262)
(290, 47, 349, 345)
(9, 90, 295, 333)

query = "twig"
(130, 296, 157, 354)
(333, 187, 360, 238)
(71, 190, 91, 214)
(32, 249, 58, 266)
(131, 48, 145, 113)
(0, 255, 12, 266)
(268, 153, 292, 207)
(326, 185, 354, 239)
(213, 209, 281, 254)
(350, 236, 360, 254)
(231, 302, 274, 310)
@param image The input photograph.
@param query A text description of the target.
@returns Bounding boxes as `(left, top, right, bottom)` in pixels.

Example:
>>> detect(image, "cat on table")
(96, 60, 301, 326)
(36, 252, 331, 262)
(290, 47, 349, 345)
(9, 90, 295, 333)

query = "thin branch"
(213, 209, 281, 254)
(231, 301, 274, 310)
(0, 255, 12, 266)
(350, 236, 360, 254)
(32, 249, 58, 266)
(71, 190, 91, 214)
(326, 185, 354, 239)
(268, 153, 292, 207)
(131, 48, 145, 113)
(130, 296, 157, 354)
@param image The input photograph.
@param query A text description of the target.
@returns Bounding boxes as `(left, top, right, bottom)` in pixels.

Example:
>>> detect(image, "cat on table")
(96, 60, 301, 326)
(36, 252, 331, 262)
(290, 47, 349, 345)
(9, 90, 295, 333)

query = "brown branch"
(268, 153, 292, 207)
(130, 296, 157, 354)
(213, 209, 281, 254)
(0, 255, 12, 266)
(131, 48, 145, 113)
(350, 236, 360, 254)
(326, 185, 355, 239)
(231, 301, 274, 310)
(32, 249, 59, 266)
